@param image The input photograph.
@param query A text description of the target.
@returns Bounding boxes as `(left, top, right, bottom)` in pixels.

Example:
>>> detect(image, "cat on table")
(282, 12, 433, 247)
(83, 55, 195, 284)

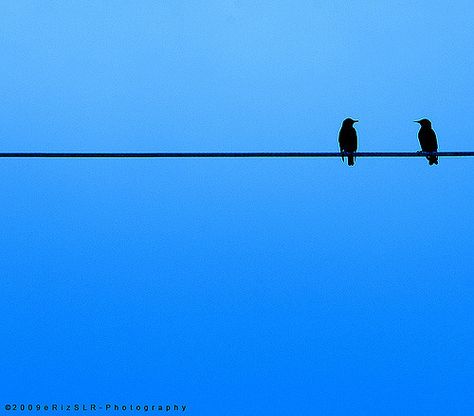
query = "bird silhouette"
(338, 118, 358, 166)
(415, 118, 438, 165)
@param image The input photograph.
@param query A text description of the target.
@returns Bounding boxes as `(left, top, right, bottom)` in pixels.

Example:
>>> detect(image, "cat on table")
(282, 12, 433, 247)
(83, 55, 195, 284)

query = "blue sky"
(1, 1, 474, 415)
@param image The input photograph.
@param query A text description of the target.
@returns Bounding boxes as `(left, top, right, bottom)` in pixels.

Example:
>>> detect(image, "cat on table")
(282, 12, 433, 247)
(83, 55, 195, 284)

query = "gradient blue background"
(1, 1, 473, 414)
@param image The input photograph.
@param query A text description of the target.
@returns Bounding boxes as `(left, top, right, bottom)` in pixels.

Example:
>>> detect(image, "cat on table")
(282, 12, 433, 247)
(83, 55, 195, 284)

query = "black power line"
(0, 152, 473, 158)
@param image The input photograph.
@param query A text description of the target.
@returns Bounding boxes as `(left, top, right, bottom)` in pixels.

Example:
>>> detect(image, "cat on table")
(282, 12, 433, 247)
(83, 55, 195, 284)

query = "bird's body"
(338, 118, 358, 166)
(415, 119, 438, 165)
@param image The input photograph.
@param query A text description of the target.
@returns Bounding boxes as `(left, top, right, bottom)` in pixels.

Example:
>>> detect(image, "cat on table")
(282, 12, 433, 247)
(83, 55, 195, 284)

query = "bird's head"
(343, 118, 359, 126)
(414, 118, 432, 127)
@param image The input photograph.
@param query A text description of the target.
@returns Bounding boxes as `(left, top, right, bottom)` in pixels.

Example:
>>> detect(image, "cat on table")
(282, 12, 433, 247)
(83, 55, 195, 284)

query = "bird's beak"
(353, 120, 359, 123)
(414, 120, 420, 123)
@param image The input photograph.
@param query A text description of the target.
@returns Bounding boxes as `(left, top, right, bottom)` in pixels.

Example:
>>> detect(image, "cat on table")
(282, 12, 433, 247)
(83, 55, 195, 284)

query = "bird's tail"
(348, 154, 355, 166)
(428, 154, 438, 165)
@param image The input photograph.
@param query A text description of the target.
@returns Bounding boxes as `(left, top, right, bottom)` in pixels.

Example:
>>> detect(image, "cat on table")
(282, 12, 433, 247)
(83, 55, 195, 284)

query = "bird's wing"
(420, 129, 438, 152)
(428, 129, 438, 151)
(418, 128, 429, 151)
(338, 131, 345, 150)
(346, 128, 357, 152)
(338, 131, 345, 160)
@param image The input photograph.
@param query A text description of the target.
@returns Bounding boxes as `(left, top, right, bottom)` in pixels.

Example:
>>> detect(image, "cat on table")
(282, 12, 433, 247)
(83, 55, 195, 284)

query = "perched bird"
(338, 118, 358, 166)
(415, 118, 438, 165)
